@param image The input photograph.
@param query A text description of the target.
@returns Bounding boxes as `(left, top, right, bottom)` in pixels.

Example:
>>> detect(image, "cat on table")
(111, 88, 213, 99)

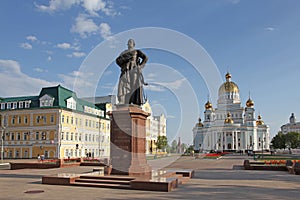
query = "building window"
(1, 103, 5, 110)
(85, 134, 88, 141)
(7, 103, 11, 109)
(85, 119, 88, 127)
(89, 134, 91, 141)
(75, 133, 78, 141)
(42, 132, 46, 140)
(50, 115, 54, 123)
(75, 118, 78, 125)
(17, 133, 21, 140)
(11, 133, 15, 140)
(36, 116, 40, 123)
(12, 116, 16, 124)
(89, 120, 91, 127)
(66, 132, 69, 140)
(19, 102, 23, 109)
(79, 134, 82, 141)
(61, 132, 64, 140)
(79, 119, 82, 126)
(23, 133, 28, 140)
(36, 132, 39, 140)
(71, 117, 73, 124)
(43, 116, 47, 123)
(12, 102, 17, 109)
(25, 101, 30, 108)
(66, 116, 69, 124)
(16, 150, 19, 158)
(71, 133, 74, 141)
(65, 149, 69, 158)
(18, 116, 22, 124)
(23, 117, 27, 125)
(62, 115, 65, 123)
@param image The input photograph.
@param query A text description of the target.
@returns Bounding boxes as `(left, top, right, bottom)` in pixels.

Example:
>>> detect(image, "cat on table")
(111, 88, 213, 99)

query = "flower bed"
(203, 153, 222, 159)
(63, 158, 80, 163)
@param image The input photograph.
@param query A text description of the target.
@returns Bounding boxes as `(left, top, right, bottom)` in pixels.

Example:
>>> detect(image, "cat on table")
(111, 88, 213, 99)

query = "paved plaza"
(1, 155, 300, 200)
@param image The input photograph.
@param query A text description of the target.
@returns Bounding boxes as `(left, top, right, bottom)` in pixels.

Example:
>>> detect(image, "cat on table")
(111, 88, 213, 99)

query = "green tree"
(156, 136, 168, 152)
(271, 132, 286, 149)
(285, 132, 300, 149)
(171, 140, 177, 153)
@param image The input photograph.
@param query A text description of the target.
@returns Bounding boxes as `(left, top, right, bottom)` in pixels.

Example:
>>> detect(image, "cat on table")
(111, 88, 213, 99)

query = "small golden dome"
(218, 73, 239, 94)
(256, 115, 265, 125)
(197, 118, 204, 127)
(224, 112, 234, 124)
(225, 72, 232, 80)
(205, 100, 213, 110)
(246, 98, 254, 107)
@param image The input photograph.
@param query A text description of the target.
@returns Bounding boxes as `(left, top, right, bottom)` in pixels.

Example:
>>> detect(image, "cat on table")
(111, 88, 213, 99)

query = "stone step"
(72, 181, 132, 189)
(79, 175, 135, 181)
(75, 178, 130, 185)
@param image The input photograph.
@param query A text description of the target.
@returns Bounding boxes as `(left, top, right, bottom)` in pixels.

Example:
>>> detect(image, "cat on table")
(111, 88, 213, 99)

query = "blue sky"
(1, 0, 300, 144)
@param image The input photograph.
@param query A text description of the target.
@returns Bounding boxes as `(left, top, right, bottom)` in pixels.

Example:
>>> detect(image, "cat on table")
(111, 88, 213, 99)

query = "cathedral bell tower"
(244, 97, 256, 126)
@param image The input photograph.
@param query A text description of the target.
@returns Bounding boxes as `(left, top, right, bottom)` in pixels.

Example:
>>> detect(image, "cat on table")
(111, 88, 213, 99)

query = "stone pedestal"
(108, 105, 152, 177)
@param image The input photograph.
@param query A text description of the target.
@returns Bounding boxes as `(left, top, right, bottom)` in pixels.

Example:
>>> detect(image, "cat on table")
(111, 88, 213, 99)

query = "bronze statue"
(116, 39, 148, 105)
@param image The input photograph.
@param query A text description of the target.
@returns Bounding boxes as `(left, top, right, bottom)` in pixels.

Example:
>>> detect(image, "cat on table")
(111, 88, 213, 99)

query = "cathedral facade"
(193, 73, 270, 152)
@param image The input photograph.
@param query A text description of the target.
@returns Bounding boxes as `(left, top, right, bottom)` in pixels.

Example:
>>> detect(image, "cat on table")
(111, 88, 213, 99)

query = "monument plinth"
(108, 105, 152, 177)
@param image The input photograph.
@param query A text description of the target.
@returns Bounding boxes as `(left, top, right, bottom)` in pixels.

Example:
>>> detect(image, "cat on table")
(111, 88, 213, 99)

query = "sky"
(1, 0, 300, 145)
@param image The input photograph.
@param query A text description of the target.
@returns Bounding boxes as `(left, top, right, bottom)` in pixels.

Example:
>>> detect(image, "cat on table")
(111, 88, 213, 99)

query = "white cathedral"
(193, 72, 270, 152)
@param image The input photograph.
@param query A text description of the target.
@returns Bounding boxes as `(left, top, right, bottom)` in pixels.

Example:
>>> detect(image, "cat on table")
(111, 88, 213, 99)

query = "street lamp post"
(1, 126, 5, 163)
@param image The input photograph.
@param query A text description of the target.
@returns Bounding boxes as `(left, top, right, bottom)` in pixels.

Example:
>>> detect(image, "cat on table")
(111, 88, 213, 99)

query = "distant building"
(193, 72, 270, 152)
(142, 101, 167, 154)
(281, 113, 300, 134)
(0, 85, 110, 159)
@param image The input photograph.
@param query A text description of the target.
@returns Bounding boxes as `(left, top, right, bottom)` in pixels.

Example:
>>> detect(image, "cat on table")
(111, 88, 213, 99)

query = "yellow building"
(0, 85, 110, 159)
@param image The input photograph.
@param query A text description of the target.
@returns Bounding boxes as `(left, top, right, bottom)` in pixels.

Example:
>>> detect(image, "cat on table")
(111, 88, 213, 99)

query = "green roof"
(0, 85, 102, 115)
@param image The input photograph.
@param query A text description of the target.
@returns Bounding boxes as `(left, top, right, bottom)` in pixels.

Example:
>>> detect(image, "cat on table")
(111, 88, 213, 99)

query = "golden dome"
(218, 73, 239, 94)
(205, 100, 213, 110)
(246, 98, 254, 107)
(196, 118, 204, 127)
(256, 115, 265, 125)
(224, 112, 234, 124)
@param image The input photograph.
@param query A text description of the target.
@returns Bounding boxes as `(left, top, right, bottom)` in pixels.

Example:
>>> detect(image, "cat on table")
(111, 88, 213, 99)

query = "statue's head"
(127, 39, 135, 49)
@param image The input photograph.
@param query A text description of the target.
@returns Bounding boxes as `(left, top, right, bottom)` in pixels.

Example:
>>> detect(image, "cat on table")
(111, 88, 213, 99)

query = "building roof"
(0, 85, 103, 115)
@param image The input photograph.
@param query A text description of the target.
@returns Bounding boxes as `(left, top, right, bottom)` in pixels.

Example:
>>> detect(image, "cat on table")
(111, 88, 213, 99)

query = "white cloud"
(26, 35, 38, 42)
(20, 43, 32, 50)
(47, 56, 52, 61)
(35, 0, 81, 12)
(34, 67, 48, 73)
(71, 14, 99, 38)
(82, 0, 117, 16)
(158, 78, 186, 90)
(57, 42, 72, 49)
(0, 59, 57, 97)
(71, 14, 114, 40)
(145, 84, 165, 92)
(36, 0, 118, 16)
(67, 51, 86, 58)
(46, 50, 53, 55)
(56, 42, 80, 50)
(99, 22, 113, 40)
(265, 27, 275, 31)
(58, 70, 95, 93)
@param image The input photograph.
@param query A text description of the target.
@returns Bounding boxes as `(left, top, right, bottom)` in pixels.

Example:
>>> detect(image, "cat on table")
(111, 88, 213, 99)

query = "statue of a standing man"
(116, 39, 148, 106)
